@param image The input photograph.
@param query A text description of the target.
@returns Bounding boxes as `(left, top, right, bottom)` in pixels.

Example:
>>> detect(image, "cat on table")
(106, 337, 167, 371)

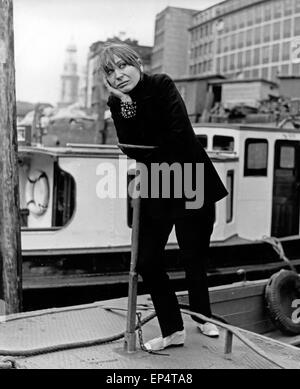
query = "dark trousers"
(136, 203, 215, 338)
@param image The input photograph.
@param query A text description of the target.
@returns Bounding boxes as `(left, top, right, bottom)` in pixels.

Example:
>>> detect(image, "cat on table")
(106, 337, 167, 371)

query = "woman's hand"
(103, 77, 132, 103)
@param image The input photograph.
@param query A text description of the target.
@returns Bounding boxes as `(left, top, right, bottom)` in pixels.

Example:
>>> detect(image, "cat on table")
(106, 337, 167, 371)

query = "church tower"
(58, 42, 79, 107)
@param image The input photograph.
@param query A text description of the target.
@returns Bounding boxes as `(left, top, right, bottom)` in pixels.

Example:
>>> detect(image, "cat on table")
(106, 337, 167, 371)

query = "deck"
(0, 294, 299, 370)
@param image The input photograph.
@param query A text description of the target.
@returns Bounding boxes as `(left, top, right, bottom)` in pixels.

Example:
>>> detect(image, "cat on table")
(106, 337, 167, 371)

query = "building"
(151, 6, 197, 77)
(218, 78, 279, 107)
(189, 0, 300, 82)
(174, 75, 225, 122)
(278, 75, 300, 98)
(58, 43, 80, 107)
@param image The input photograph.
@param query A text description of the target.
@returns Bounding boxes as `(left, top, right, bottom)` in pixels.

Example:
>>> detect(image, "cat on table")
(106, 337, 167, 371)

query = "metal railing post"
(124, 166, 142, 353)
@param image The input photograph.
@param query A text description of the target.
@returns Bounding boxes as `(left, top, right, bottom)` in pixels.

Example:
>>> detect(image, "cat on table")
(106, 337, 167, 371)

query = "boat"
(0, 276, 299, 370)
(17, 122, 300, 293)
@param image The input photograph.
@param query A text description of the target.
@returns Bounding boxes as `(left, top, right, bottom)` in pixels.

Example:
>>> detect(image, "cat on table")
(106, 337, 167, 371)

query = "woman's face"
(106, 55, 141, 93)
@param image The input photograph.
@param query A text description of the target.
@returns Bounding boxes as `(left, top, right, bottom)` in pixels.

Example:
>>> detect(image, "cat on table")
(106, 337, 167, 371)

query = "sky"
(13, 0, 221, 105)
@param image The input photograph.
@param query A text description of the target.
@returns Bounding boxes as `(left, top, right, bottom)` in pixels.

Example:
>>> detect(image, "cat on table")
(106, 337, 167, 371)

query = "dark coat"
(107, 73, 228, 219)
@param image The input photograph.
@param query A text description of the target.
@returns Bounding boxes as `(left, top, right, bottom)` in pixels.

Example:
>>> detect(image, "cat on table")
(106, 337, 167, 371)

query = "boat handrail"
(66, 143, 118, 149)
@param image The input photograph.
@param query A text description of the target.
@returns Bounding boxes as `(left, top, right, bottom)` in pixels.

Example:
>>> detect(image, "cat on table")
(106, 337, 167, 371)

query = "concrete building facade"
(151, 7, 197, 77)
(189, 0, 300, 82)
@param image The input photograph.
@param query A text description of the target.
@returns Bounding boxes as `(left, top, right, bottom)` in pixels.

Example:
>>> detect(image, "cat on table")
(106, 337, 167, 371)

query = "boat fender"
(25, 170, 49, 216)
(265, 269, 300, 334)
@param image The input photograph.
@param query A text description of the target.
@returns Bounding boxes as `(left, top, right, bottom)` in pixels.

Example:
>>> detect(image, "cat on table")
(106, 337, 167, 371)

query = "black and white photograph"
(0, 0, 300, 373)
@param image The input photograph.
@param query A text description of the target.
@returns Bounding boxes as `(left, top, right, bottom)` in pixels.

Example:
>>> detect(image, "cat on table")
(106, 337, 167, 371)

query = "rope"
(179, 308, 286, 369)
(0, 308, 156, 358)
(0, 304, 286, 369)
(0, 357, 16, 369)
(262, 236, 297, 273)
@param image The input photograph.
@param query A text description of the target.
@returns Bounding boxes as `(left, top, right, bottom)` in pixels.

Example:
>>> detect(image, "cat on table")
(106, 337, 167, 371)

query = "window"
(245, 50, 251, 66)
(263, 24, 271, 42)
(207, 60, 212, 71)
(295, 17, 300, 36)
(216, 57, 221, 73)
(229, 53, 235, 70)
(264, 3, 272, 21)
(224, 18, 230, 33)
(196, 135, 208, 148)
(253, 48, 260, 65)
(51, 162, 75, 228)
(284, 0, 293, 15)
(205, 24, 209, 36)
(271, 66, 279, 81)
(273, 22, 281, 40)
(247, 9, 254, 26)
(244, 139, 268, 176)
(282, 41, 290, 61)
(237, 51, 243, 68)
(223, 55, 228, 72)
(283, 19, 292, 38)
(280, 146, 295, 168)
(246, 29, 253, 46)
(252, 68, 259, 78)
(281, 64, 289, 75)
(239, 11, 245, 28)
(255, 6, 262, 23)
(226, 170, 234, 223)
(296, 0, 300, 13)
(292, 63, 300, 74)
(232, 14, 237, 30)
(244, 70, 251, 78)
(238, 31, 244, 49)
(254, 26, 261, 44)
(262, 67, 269, 79)
(223, 36, 229, 52)
(272, 43, 280, 62)
(213, 135, 234, 151)
(273, 1, 282, 18)
(262, 46, 270, 64)
(217, 39, 222, 54)
(231, 34, 237, 50)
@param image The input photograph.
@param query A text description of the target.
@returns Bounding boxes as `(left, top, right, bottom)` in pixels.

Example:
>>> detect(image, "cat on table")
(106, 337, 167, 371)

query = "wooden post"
(0, 0, 22, 314)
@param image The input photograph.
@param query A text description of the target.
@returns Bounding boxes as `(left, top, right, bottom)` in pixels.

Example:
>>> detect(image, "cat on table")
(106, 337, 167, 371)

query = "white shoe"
(197, 322, 219, 338)
(144, 330, 185, 351)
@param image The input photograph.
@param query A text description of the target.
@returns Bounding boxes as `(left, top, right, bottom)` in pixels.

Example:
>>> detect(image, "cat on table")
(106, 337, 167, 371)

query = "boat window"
(196, 135, 208, 149)
(213, 135, 234, 151)
(280, 146, 295, 169)
(244, 138, 268, 176)
(226, 170, 234, 223)
(52, 162, 75, 227)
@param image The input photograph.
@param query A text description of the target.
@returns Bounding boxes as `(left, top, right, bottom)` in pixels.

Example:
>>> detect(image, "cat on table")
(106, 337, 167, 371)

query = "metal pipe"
(124, 165, 142, 353)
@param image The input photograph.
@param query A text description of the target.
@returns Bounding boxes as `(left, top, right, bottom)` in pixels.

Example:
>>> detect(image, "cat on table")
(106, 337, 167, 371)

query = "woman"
(99, 43, 228, 351)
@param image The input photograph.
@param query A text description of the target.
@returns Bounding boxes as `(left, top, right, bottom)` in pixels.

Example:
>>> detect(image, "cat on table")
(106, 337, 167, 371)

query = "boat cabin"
(194, 123, 300, 240)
